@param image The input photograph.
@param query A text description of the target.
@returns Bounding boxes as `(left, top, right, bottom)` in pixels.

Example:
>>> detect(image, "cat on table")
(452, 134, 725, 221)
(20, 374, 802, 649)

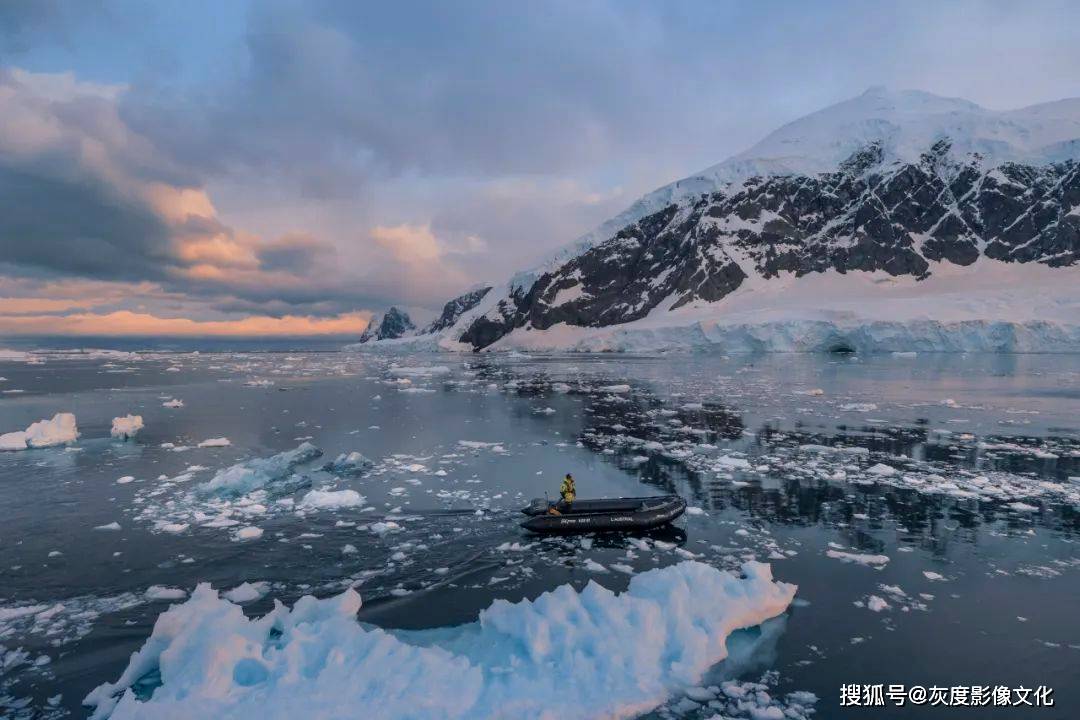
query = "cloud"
(0, 309, 370, 337)
(0, 296, 96, 314)
(0, 67, 383, 319)
(3, 0, 1080, 338)
(371, 224, 442, 265)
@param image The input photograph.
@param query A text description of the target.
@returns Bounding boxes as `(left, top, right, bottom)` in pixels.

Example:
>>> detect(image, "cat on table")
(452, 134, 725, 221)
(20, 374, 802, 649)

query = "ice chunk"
(599, 383, 631, 393)
(387, 365, 451, 377)
(0, 413, 79, 451)
(866, 595, 890, 612)
(197, 443, 322, 497)
(234, 526, 263, 541)
(145, 586, 187, 602)
(110, 415, 144, 440)
(826, 549, 889, 567)
(369, 521, 402, 536)
(223, 582, 271, 604)
(196, 437, 231, 448)
(324, 451, 373, 474)
(299, 489, 366, 509)
(162, 399, 184, 408)
(94, 521, 122, 531)
(85, 561, 796, 720)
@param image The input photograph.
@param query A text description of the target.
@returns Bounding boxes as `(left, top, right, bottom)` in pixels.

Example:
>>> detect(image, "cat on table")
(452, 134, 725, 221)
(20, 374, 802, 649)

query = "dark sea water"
(0, 347, 1078, 719)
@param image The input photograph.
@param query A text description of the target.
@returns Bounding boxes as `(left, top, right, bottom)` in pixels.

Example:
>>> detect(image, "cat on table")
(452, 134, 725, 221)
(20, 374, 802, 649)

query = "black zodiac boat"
(520, 495, 686, 534)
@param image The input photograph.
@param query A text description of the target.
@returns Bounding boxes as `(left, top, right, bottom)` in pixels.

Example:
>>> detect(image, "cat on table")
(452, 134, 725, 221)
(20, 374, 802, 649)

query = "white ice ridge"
(0, 412, 79, 451)
(85, 561, 796, 720)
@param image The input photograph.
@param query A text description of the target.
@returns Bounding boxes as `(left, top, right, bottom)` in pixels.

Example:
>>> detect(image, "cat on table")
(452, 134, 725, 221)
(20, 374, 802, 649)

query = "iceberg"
(111, 415, 144, 440)
(85, 561, 795, 720)
(0, 413, 79, 451)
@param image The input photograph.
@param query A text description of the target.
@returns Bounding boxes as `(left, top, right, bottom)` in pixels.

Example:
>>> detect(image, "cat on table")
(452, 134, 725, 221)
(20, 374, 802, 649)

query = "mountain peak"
(358, 306, 416, 343)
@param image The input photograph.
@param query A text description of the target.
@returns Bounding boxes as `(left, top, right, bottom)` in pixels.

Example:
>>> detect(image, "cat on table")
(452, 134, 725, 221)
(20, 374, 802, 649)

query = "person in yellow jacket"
(549, 473, 576, 514)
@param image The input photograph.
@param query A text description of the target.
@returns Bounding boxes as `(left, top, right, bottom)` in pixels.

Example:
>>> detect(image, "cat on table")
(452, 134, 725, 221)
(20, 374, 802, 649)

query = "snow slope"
(85, 561, 796, 720)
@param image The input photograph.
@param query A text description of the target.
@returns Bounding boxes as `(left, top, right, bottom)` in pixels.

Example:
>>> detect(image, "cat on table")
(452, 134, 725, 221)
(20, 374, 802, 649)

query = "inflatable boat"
(519, 495, 686, 534)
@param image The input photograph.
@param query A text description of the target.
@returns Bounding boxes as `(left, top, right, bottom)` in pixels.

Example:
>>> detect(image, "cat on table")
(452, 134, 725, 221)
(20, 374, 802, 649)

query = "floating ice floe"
(197, 443, 322, 497)
(110, 415, 144, 440)
(234, 526, 263, 541)
(145, 586, 187, 602)
(223, 582, 271, 604)
(839, 402, 878, 412)
(196, 437, 231, 448)
(369, 521, 402, 536)
(598, 383, 631, 393)
(299, 489, 366, 510)
(0, 413, 79, 451)
(866, 595, 891, 612)
(85, 561, 796, 720)
(324, 451, 373, 474)
(0, 592, 145, 653)
(457, 440, 507, 453)
(161, 399, 184, 408)
(387, 365, 451, 378)
(826, 549, 890, 568)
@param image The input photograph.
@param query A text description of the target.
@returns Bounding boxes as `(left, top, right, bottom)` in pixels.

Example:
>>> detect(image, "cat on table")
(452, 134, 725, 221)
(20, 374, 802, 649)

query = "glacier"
(487, 262, 1080, 353)
(84, 561, 796, 720)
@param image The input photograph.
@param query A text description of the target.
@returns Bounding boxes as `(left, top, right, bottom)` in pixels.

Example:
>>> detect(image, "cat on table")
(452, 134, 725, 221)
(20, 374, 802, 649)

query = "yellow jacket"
(559, 477, 576, 503)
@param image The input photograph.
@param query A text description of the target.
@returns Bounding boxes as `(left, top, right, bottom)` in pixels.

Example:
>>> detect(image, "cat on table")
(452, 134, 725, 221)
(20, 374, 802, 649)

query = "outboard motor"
(521, 497, 552, 516)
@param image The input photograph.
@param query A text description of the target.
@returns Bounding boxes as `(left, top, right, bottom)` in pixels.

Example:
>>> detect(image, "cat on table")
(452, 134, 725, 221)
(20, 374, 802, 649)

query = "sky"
(2, 0, 1080, 337)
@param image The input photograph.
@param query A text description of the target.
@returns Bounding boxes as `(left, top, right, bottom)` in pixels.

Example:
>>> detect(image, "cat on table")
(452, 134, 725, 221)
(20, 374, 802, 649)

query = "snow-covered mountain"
(356, 307, 415, 343)
(365, 88, 1080, 353)
(534, 87, 1080, 275)
(351, 287, 491, 349)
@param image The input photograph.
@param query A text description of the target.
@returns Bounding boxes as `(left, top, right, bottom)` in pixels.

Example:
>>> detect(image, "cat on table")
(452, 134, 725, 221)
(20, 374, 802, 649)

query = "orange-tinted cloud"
(0, 297, 99, 314)
(371, 223, 443, 264)
(0, 310, 371, 337)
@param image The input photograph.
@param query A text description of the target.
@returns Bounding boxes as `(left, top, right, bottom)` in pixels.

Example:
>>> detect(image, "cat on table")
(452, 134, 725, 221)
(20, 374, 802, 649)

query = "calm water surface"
(0, 349, 1077, 719)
